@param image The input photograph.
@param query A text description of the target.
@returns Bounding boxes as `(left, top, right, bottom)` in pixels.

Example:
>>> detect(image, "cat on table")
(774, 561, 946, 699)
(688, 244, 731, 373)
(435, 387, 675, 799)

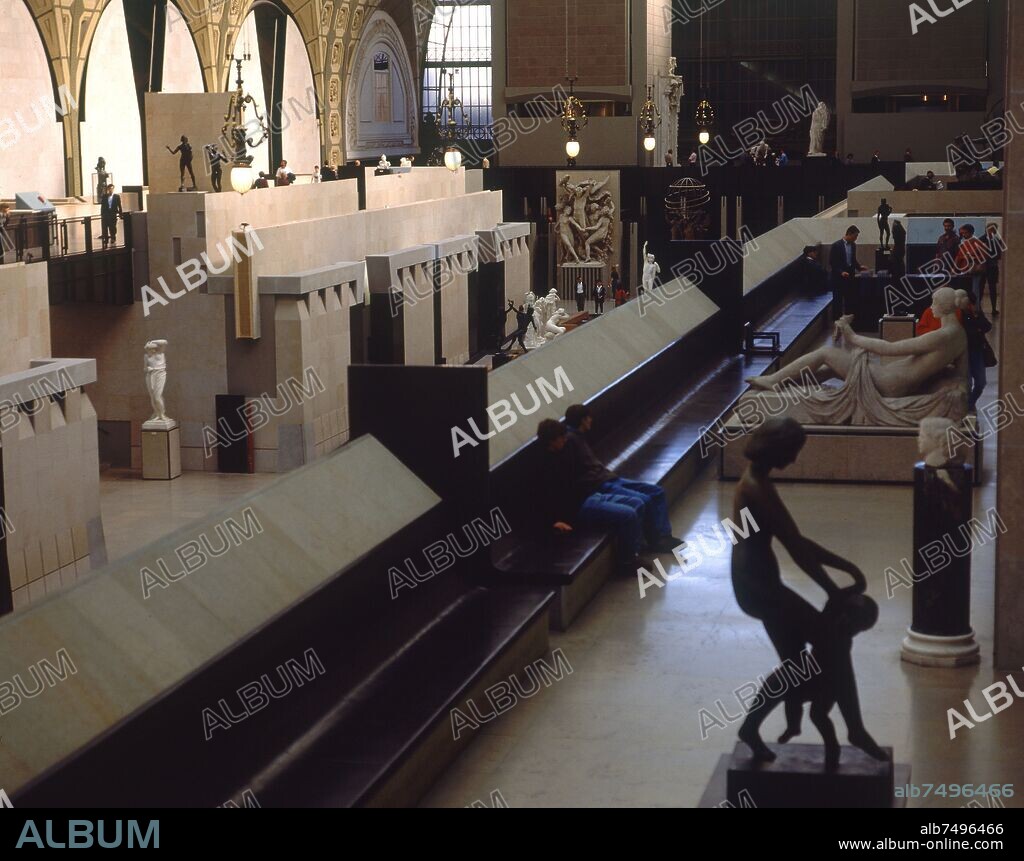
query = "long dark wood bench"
(12, 451, 555, 808)
(490, 288, 833, 629)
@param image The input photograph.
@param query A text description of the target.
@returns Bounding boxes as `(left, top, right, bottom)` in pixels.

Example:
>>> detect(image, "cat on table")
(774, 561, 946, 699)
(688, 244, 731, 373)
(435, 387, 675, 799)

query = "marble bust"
(918, 417, 963, 468)
(143, 340, 174, 428)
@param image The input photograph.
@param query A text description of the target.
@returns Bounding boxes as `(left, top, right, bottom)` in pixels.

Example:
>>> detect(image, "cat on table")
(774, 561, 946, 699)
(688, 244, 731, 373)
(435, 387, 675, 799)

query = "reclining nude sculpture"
(744, 287, 967, 426)
(732, 418, 888, 769)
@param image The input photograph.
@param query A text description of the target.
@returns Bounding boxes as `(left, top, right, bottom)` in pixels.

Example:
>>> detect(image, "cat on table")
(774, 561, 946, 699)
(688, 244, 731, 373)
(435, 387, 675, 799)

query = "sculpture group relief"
(556, 175, 616, 265)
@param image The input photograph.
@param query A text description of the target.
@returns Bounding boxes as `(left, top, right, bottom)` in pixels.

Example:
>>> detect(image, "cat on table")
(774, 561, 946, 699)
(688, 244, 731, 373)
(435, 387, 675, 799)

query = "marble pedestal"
(901, 463, 980, 667)
(723, 743, 897, 808)
(142, 420, 182, 480)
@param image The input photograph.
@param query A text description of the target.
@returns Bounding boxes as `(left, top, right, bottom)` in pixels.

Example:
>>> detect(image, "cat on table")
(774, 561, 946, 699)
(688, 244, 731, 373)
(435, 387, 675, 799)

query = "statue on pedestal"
(642, 242, 660, 294)
(205, 144, 229, 193)
(808, 101, 831, 157)
(901, 417, 979, 666)
(744, 288, 968, 426)
(166, 136, 197, 191)
(659, 57, 684, 160)
(143, 340, 173, 427)
(95, 157, 109, 204)
(731, 417, 889, 769)
(877, 198, 893, 249)
(378, 154, 391, 171)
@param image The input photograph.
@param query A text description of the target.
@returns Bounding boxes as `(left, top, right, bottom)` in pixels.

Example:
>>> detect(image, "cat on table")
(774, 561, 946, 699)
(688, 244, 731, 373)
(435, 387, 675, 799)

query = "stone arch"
(344, 8, 417, 160)
(163, 0, 208, 93)
(0, 0, 67, 198)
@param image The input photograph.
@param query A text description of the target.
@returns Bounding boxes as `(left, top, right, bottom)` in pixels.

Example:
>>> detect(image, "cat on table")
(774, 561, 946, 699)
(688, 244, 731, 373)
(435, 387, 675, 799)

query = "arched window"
(374, 52, 392, 122)
(422, 1, 492, 140)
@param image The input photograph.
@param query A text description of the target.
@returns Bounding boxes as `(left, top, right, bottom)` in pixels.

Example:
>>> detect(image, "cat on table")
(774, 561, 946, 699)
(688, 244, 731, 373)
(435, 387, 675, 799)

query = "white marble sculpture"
(378, 153, 391, 170)
(545, 307, 570, 339)
(741, 288, 968, 427)
(399, 157, 412, 167)
(808, 101, 831, 156)
(918, 417, 963, 468)
(557, 175, 615, 264)
(524, 293, 551, 349)
(642, 242, 661, 293)
(658, 57, 684, 160)
(143, 339, 174, 428)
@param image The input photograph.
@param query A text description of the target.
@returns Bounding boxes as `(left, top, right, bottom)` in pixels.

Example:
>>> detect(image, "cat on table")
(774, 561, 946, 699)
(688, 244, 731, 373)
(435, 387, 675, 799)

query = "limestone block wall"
(54, 183, 509, 473)
(364, 167, 466, 210)
(245, 285, 357, 473)
(440, 256, 471, 367)
(0, 263, 51, 377)
(0, 362, 106, 616)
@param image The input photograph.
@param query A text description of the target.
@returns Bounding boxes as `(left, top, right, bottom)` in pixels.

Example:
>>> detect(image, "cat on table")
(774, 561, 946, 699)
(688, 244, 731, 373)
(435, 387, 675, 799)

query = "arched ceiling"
(19, 0, 438, 191)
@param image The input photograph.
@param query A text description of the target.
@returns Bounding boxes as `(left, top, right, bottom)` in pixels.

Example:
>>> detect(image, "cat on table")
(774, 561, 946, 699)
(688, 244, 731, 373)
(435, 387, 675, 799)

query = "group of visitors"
(570, 266, 627, 314)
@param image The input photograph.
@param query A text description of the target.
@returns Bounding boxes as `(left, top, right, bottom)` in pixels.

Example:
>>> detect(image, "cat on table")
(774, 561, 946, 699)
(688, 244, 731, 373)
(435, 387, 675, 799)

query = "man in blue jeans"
(537, 420, 651, 567)
(564, 404, 683, 553)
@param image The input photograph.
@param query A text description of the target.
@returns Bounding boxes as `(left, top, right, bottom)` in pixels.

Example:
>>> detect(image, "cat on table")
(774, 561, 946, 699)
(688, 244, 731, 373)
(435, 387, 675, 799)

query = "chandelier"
(639, 83, 662, 153)
(561, 77, 587, 165)
(436, 69, 468, 172)
(222, 53, 270, 194)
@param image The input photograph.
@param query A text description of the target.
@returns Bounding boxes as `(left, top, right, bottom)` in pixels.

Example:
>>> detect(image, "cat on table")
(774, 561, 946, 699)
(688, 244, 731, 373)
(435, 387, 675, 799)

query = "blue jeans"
(578, 491, 645, 561)
(599, 477, 672, 543)
(968, 348, 987, 410)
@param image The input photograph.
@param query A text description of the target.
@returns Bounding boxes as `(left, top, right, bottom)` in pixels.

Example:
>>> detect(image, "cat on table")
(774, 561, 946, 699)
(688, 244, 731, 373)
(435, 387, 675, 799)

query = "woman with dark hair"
(731, 418, 887, 764)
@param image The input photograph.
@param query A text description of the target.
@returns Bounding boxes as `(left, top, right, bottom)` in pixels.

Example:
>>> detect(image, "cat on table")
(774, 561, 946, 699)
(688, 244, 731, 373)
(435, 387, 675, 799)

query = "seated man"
(564, 404, 683, 553)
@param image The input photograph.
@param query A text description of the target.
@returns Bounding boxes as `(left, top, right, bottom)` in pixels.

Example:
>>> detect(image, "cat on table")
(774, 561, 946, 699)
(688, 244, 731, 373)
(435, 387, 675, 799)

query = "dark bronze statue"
(204, 144, 229, 193)
(731, 418, 888, 768)
(166, 135, 197, 191)
(877, 198, 893, 249)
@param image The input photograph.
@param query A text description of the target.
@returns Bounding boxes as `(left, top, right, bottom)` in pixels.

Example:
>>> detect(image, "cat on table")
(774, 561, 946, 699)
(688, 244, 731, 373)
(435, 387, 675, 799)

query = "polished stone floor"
(94, 366, 1018, 810)
(420, 367, 1021, 809)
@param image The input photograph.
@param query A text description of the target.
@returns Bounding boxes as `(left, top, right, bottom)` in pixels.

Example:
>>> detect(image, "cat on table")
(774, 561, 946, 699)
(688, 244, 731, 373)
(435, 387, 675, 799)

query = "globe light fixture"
(638, 84, 662, 157)
(444, 146, 463, 172)
(222, 52, 269, 196)
(560, 77, 587, 166)
(695, 97, 715, 146)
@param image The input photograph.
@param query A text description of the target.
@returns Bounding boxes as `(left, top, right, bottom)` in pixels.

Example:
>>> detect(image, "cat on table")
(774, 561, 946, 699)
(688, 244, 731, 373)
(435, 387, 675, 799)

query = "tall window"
(422, 1, 492, 140)
(374, 51, 391, 122)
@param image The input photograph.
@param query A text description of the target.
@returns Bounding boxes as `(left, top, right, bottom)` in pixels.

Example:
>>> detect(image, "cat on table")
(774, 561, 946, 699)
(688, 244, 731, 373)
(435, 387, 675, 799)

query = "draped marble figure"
(742, 288, 967, 426)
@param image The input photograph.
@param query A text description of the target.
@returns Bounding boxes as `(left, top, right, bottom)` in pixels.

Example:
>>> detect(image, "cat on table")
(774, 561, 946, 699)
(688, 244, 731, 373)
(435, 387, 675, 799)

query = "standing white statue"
(143, 340, 173, 427)
(660, 57, 684, 160)
(642, 242, 660, 293)
(808, 101, 831, 157)
(378, 153, 391, 170)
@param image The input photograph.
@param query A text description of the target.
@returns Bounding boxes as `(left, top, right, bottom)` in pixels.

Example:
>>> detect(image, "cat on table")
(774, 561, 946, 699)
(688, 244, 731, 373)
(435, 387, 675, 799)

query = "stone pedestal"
(901, 463, 979, 667)
(141, 420, 182, 481)
(725, 743, 896, 808)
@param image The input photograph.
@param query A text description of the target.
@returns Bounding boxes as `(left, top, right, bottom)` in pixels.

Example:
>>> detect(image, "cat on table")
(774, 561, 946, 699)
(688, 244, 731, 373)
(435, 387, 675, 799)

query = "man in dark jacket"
(100, 184, 122, 248)
(537, 419, 651, 567)
(798, 246, 827, 295)
(829, 226, 866, 313)
(563, 404, 682, 553)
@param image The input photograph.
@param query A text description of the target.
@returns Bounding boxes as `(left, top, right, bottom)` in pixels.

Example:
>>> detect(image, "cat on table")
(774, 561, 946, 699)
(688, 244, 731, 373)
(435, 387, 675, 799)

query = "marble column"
(995, 0, 1024, 669)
